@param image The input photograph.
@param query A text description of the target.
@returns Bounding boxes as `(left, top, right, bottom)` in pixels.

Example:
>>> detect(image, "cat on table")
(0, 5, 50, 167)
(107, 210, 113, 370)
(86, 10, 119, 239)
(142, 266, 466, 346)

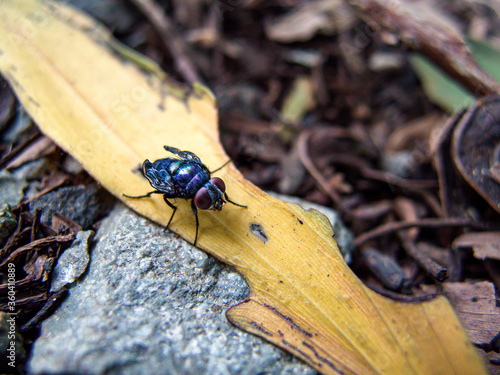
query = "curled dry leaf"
(452, 95, 500, 214)
(453, 232, 500, 261)
(434, 110, 469, 217)
(264, 0, 355, 43)
(5, 135, 56, 169)
(0, 1, 487, 374)
(435, 96, 500, 216)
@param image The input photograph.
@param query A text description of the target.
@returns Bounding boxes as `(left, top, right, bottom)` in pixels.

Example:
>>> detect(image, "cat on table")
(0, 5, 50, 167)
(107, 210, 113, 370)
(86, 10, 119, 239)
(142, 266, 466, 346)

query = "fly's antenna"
(210, 160, 231, 174)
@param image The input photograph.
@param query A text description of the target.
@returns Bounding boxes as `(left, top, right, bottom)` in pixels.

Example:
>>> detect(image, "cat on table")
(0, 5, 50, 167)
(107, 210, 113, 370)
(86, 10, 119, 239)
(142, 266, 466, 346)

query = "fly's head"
(194, 178, 226, 211)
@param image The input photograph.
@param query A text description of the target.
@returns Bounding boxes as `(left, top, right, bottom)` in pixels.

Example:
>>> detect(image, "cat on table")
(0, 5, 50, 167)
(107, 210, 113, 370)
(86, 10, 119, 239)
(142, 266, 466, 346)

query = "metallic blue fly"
(124, 146, 246, 245)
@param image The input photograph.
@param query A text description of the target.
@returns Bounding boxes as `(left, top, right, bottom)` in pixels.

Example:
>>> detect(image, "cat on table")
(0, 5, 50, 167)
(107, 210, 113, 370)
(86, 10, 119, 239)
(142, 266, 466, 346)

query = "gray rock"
(28, 204, 318, 375)
(11, 158, 50, 181)
(50, 230, 94, 293)
(380, 150, 415, 178)
(0, 204, 17, 248)
(29, 185, 114, 229)
(0, 77, 16, 133)
(61, 154, 85, 175)
(0, 171, 27, 207)
(269, 192, 354, 263)
(0, 311, 26, 374)
(0, 108, 32, 144)
(66, 0, 139, 33)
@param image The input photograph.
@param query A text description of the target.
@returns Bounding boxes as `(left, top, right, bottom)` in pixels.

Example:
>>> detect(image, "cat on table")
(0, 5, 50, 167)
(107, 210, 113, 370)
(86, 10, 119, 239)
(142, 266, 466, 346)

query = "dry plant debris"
(0, 0, 499, 374)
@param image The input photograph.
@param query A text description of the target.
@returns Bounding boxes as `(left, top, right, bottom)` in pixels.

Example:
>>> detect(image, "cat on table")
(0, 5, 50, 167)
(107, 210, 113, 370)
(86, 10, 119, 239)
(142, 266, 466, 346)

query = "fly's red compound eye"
(194, 188, 212, 210)
(210, 177, 225, 192)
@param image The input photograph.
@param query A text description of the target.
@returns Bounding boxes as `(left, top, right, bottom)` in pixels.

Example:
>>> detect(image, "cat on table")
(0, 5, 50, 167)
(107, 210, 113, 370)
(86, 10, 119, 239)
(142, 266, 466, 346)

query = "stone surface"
(67, 0, 139, 33)
(11, 158, 50, 181)
(0, 311, 26, 374)
(0, 171, 27, 207)
(29, 185, 114, 229)
(0, 204, 17, 248)
(0, 108, 32, 144)
(0, 76, 16, 132)
(28, 204, 318, 375)
(381, 150, 415, 178)
(50, 230, 94, 293)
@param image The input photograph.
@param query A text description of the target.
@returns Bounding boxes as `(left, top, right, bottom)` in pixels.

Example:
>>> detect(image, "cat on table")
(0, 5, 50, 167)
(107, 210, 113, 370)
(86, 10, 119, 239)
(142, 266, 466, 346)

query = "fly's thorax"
(167, 161, 206, 191)
(167, 159, 181, 175)
(180, 170, 208, 197)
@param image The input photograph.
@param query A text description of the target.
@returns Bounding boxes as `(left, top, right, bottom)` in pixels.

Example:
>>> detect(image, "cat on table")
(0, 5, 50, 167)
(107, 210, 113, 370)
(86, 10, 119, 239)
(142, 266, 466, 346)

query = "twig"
(31, 209, 42, 242)
(0, 130, 41, 169)
(128, 0, 201, 83)
(0, 233, 75, 268)
(354, 218, 489, 248)
(398, 231, 447, 281)
(366, 283, 439, 303)
(296, 129, 345, 212)
(361, 247, 412, 292)
(323, 153, 438, 190)
(20, 288, 69, 332)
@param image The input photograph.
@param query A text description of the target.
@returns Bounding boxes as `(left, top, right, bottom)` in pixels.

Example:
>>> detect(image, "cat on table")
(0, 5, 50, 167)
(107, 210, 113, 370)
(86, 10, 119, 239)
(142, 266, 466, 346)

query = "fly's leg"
(163, 196, 178, 229)
(123, 191, 162, 199)
(191, 199, 199, 246)
(224, 193, 247, 208)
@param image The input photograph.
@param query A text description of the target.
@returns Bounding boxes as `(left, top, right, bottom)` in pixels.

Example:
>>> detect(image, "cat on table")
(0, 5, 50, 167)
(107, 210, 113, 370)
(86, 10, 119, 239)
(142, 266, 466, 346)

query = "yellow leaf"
(0, 1, 486, 374)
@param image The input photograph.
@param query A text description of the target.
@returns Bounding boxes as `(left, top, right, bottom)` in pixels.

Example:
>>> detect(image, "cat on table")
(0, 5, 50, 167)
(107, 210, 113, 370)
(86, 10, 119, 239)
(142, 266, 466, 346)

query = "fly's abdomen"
(150, 159, 175, 177)
(143, 159, 175, 192)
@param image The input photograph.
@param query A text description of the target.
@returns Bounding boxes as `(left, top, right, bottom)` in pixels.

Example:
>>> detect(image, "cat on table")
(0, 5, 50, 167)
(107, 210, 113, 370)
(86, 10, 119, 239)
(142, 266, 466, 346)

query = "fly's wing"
(142, 159, 176, 194)
(164, 145, 204, 166)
